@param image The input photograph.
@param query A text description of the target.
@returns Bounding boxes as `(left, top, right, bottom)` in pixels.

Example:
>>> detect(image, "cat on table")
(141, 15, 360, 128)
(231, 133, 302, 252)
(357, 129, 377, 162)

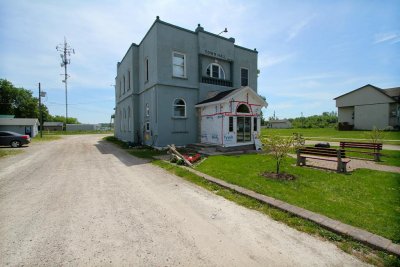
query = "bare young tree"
(262, 134, 294, 175)
(368, 126, 385, 144)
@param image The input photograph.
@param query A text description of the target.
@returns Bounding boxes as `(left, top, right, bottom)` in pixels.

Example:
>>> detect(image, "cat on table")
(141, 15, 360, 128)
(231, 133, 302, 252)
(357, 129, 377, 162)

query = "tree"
(0, 79, 51, 119)
(48, 115, 80, 124)
(262, 134, 294, 174)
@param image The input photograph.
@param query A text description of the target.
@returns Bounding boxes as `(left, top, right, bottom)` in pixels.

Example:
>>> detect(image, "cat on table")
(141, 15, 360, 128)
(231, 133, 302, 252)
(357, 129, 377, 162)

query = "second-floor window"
(206, 63, 225, 79)
(145, 58, 149, 82)
(241, 68, 248, 86)
(128, 70, 131, 90)
(172, 52, 186, 78)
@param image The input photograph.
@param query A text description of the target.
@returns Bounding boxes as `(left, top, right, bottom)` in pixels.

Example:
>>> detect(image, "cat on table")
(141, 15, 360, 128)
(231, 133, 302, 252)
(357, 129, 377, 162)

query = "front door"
(237, 117, 251, 142)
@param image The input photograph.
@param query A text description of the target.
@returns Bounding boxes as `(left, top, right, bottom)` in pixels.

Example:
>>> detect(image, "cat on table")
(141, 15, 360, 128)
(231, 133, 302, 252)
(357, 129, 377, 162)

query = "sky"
(1, 0, 399, 123)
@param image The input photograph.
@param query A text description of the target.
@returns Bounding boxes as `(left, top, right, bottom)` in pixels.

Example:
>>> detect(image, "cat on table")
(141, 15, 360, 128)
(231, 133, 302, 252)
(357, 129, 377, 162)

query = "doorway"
(237, 117, 251, 142)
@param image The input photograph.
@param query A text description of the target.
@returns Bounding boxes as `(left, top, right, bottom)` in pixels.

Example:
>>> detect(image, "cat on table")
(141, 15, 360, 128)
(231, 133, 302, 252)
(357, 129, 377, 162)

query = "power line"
(56, 37, 75, 126)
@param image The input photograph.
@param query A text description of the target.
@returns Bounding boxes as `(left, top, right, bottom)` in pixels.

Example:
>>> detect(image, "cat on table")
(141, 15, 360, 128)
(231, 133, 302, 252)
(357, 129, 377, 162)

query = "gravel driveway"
(0, 135, 368, 266)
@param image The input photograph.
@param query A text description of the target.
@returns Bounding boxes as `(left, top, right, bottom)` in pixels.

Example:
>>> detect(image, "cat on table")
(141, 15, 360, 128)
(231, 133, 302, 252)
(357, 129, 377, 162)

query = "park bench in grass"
(296, 147, 350, 173)
(339, 141, 382, 161)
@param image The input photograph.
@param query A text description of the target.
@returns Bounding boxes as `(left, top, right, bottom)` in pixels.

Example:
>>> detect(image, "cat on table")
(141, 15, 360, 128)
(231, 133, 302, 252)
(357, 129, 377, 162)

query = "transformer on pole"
(56, 37, 75, 129)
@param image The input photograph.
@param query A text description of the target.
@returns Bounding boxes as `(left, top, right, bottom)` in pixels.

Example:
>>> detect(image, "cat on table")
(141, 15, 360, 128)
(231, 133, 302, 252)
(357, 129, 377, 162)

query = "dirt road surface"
(0, 135, 368, 266)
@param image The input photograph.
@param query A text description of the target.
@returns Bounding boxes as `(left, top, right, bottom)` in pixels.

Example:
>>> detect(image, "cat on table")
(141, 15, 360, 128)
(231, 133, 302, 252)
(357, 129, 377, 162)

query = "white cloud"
(286, 15, 315, 42)
(258, 52, 295, 69)
(374, 32, 400, 44)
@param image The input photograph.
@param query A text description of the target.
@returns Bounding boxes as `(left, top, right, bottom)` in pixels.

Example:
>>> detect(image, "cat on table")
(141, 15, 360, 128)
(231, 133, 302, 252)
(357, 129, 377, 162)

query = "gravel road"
(0, 135, 368, 266)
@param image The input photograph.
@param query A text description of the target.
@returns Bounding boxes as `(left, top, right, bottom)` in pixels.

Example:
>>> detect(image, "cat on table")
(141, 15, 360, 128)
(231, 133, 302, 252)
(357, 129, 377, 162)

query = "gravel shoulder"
(0, 135, 368, 266)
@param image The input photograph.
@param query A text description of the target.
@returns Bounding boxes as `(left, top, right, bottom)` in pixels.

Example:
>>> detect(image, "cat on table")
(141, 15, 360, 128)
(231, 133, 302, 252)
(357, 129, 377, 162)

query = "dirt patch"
(261, 171, 296, 180)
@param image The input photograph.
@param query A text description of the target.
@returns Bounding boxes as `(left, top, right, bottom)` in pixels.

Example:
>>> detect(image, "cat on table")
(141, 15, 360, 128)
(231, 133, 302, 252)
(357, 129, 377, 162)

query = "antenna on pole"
(56, 37, 75, 130)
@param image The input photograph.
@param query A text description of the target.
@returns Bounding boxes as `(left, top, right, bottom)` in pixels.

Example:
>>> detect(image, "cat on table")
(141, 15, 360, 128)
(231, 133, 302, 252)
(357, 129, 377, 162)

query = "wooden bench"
(339, 141, 382, 161)
(296, 147, 350, 173)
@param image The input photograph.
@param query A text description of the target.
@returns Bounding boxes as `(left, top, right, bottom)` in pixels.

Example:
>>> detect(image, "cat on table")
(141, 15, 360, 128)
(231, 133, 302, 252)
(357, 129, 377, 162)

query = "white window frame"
(206, 63, 225, 79)
(172, 51, 186, 78)
(173, 98, 186, 118)
(145, 122, 150, 132)
(145, 103, 150, 117)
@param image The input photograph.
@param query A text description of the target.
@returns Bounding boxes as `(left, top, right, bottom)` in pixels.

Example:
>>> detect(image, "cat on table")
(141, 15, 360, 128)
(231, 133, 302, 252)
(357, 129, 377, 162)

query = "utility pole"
(56, 37, 75, 130)
(38, 83, 46, 138)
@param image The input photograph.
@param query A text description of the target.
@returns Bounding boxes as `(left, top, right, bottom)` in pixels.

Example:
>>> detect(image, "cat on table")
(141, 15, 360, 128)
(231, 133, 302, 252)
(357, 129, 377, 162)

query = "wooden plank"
(167, 144, 193, 167)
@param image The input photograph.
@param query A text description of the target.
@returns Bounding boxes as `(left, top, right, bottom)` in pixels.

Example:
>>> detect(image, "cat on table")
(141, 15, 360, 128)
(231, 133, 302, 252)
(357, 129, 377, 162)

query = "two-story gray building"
(115, 17, 267, 148)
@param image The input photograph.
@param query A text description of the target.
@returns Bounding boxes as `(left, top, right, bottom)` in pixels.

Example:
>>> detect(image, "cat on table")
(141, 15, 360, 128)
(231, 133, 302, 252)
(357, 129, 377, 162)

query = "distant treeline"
(288, 112, 338, 128)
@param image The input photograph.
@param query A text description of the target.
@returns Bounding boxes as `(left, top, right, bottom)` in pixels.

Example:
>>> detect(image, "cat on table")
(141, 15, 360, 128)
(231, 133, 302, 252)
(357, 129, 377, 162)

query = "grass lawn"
(261, 128, 400, 145)
(103, 136, 166, 159)
(196, 154, 400, 243)
(31, 135, 61, 143)
(0, 149, 23, 158)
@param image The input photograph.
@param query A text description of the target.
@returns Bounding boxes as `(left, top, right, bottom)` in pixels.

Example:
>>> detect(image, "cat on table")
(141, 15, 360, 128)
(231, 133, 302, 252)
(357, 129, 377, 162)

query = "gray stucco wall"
(115, 19, 259, 147)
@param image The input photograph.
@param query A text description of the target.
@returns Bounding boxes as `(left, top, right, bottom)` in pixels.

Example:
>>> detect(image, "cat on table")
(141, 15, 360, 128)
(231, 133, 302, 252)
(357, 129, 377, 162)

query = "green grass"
(342, 149, 400, 167)
(103, 136, 166, 159)
(43, 130, 113, 135)
(0, 149, 23, 158)
(31, 135, 61, 143)
(262, 128, 400, 145)
(196, 154, 400, 243)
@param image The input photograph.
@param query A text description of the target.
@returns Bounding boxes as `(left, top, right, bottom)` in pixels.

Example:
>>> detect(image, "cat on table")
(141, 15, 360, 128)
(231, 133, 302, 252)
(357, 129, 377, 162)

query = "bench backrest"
(298, 147, 346, 158)
(340, 141, 382, 150)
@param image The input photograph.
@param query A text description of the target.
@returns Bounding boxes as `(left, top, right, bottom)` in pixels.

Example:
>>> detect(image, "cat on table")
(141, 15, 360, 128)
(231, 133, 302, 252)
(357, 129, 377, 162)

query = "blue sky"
(1, 0, 399, 123)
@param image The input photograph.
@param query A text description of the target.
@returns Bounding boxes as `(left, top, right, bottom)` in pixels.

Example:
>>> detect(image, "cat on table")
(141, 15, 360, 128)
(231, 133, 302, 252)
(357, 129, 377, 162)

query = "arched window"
(173, 98, 186, 117)
(206, 63, 225, 79)
(236, 104, 250, 113)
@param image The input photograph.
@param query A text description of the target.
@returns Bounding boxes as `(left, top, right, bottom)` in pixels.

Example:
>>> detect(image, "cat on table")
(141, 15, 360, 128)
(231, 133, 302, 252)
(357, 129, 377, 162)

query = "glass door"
(237, 117, 251, 142)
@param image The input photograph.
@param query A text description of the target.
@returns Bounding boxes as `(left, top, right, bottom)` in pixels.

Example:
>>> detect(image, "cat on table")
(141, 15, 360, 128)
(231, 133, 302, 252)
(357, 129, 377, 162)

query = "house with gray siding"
(0, 118, 39, 137)
(335, 84, 400, 130)
(115, 17, 267, 148)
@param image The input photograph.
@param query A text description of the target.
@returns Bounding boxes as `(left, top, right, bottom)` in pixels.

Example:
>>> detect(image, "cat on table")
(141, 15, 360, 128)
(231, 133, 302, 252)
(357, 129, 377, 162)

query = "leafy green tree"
(262, 134, 294, 174)
(49, 115, 80, 124)
(0, 79, 51, 119)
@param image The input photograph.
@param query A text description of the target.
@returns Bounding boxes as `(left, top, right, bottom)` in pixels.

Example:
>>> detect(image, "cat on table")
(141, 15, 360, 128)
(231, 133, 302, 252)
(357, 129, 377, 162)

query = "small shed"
(43, 122, 64, 131)
(195, 86, 268, 148)
(0, 118, 40, 137)
(268, 119, 292, 129)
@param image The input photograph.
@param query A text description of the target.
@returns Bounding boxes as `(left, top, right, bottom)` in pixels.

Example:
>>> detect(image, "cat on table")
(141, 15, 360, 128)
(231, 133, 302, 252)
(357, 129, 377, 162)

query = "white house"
(0, 118, 40, 137)
(195, 86, 267, 147)
(334, 84, 400, 130)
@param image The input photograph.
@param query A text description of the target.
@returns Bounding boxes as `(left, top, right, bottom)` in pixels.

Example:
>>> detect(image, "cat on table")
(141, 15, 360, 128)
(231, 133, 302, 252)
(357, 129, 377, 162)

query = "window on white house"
(253, 117, 257, 131)
(241, 68, 248, 86)
(172, 52, 186, 78)
(206, 63, 225, 79)
(123, 108, 126, 132)
(173, 98, 186, 117)
(145, 122, 150, 132)
(119, 110, 122, 131)
(145, 103, 150, 117)
(237, 104, 250, 113)
(119, 80, 122, 97)
(229, 117, 233, 132)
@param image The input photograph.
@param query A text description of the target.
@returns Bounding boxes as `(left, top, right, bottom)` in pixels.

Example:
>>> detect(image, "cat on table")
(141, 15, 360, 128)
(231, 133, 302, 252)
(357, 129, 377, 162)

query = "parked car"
(0, 131, 31, 148)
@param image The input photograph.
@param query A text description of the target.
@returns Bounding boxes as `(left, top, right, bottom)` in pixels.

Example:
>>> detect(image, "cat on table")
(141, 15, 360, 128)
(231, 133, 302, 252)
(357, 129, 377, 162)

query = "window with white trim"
(241, 68, 248, 86)
(172, 52, 186, 78)
(253, 117, 257, 131)
(173, 98, 186, 117)
(128, 106, 131, 131)
(206, 63, 225, 79)
(145, 122, 150, 132)
(145, 103, 150, 117)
